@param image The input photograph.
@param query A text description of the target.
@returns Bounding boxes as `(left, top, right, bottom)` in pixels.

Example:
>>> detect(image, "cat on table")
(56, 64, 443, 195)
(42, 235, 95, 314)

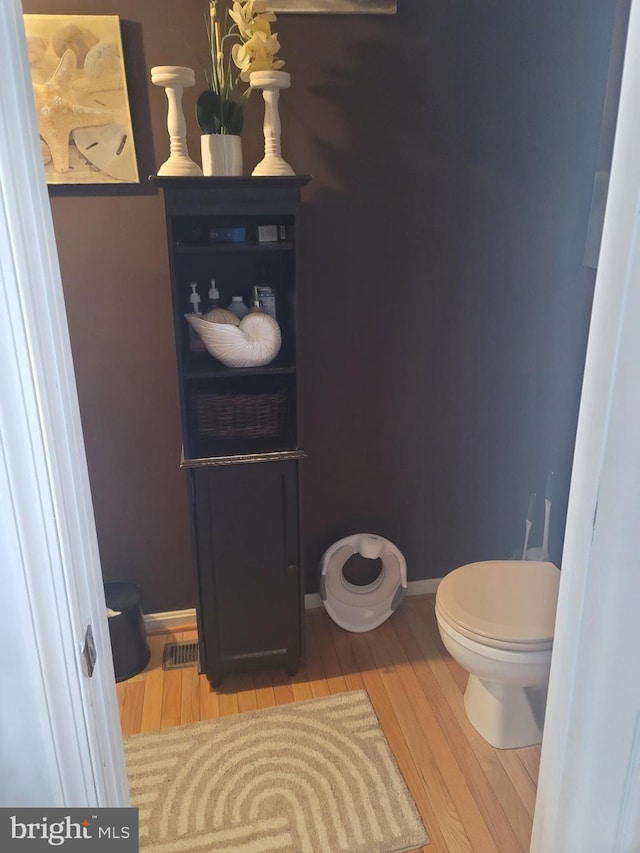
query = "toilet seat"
(319, 534, 407, 633)
(436, 560, 560, 651)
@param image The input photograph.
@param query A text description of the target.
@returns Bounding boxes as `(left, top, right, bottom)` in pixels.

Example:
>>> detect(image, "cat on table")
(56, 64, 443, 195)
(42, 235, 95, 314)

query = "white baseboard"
(406, 577, 443, 596)
(305, 576, 442, 609)
(144, 608, 197, 631)
(144, 577, 444, 627)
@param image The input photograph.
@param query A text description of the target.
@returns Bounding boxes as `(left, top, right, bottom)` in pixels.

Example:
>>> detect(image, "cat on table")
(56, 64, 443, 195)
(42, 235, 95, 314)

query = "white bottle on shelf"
(188, 282, 206, 352)
(208, 279, 220, 311)
(189, 281, 201, 313)
(227, 295, 249, 319)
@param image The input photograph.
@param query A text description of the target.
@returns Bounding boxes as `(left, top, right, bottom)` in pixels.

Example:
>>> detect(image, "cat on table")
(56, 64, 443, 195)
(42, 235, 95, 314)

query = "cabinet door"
(192, 460, 302, 685)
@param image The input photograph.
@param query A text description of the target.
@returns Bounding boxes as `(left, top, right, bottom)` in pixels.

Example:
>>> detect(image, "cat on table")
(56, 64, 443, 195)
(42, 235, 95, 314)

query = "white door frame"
(532, 0, 640, 849)
(1, 0, 128, 806)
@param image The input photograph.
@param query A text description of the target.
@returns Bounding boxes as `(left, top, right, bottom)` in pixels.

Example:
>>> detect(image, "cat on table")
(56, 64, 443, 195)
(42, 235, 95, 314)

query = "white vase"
(201, 134, 243, 176)
(249, 70, 295, 177)
(150, 66, 202, 176)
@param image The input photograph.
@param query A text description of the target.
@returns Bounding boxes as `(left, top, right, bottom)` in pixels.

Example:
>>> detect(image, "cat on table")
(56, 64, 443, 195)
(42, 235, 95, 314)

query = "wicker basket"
(191, 388, 287, 439)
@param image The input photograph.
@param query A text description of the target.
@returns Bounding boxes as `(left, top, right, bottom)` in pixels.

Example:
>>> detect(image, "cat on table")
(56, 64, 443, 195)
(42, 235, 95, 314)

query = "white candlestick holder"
(150, 66, 202, 176)
(250, 70, 295, 177)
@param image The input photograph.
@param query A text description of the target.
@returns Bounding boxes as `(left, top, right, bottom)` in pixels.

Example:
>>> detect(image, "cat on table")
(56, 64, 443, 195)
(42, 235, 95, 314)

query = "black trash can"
(104, 582, 151, 682)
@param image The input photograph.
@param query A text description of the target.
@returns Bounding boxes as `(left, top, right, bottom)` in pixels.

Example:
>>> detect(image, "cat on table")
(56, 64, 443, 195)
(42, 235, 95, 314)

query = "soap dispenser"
(250, 286, 263, 313)
(189, 281, 201, 313)
(208, 279, 220, 311)
(188, 282, 206, 352)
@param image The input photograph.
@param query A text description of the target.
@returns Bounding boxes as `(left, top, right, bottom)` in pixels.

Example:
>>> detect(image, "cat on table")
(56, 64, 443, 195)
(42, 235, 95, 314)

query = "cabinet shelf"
(182, 448, 306, 468)
(183, 363, 296, 380)
(151, 175, 310, 191)
(182, 351, 295, 379)
(174, 241, 295, 254)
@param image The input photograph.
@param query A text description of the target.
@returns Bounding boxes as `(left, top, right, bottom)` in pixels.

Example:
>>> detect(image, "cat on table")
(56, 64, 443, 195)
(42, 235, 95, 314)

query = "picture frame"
(271, 1, 397, 13)
(23, 14, 139, 185)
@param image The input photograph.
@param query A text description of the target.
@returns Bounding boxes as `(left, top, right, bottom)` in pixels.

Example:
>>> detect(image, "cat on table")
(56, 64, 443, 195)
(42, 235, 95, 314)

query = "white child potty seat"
(319, 534, 407, 632)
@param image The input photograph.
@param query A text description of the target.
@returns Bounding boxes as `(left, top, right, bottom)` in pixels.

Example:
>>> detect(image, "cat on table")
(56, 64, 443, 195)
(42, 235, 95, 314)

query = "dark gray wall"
(22, 0, 620, 610)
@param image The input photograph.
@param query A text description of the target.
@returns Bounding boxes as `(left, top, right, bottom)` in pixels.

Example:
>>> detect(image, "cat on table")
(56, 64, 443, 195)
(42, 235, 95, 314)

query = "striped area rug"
(124, 690, 429, 852)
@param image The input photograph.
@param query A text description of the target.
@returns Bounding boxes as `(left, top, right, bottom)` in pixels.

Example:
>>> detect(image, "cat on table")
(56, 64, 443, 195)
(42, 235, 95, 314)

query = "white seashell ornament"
(185, 311, 281, 367)
(203, 308, 239, 325)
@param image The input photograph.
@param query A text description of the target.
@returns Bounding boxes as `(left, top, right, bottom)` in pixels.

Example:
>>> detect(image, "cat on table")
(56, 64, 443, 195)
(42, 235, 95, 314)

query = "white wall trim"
(406, 577, 443, 596)
(144, 608, 198, 631)
(145, 577, 444, 626)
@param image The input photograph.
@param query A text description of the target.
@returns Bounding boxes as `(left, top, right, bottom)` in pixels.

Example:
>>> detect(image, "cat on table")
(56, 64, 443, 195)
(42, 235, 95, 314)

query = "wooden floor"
(117, 594, 539, 853)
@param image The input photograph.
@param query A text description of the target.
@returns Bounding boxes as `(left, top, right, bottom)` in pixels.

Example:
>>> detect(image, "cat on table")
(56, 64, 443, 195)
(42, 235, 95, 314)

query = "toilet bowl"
(435, 560, 560, 749)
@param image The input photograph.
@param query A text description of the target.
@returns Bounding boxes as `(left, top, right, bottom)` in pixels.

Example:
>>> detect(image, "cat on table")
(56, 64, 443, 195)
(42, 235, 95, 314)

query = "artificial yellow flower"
(232, 30, 285, 81)
(229, 0, 276, 41)
(198, 0, 285, 133)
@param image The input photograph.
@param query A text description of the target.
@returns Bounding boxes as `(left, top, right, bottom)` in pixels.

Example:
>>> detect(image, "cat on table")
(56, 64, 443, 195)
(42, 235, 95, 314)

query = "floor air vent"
(162, 641, 199, 670)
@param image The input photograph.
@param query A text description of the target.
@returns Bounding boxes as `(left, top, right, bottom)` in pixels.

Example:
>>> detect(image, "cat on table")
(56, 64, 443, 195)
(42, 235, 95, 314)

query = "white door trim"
(532, 0, 640, 848)
(1, 0, 128, 806)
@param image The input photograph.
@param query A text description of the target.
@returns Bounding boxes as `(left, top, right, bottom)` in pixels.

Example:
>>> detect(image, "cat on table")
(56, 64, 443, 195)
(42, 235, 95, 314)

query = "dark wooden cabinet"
(192, 461, 301, 686)
(153, 176, 309, 687)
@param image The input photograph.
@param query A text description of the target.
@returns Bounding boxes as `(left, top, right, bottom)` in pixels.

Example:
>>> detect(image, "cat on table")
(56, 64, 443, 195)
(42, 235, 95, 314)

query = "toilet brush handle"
(522, 492, 536, 560)
(542, 472, 554, 556)
(522, 520, 532, 560)
(542, 499, 551, 555)
(545, 470, 555, 501)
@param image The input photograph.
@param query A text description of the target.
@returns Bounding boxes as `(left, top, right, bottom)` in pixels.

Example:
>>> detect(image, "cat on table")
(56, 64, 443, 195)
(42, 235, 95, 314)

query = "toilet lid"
(436, 560, 560, 646)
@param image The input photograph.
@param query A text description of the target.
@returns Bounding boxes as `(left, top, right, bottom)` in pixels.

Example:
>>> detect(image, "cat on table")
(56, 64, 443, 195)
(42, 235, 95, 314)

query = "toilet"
(435, 560, 560, 749)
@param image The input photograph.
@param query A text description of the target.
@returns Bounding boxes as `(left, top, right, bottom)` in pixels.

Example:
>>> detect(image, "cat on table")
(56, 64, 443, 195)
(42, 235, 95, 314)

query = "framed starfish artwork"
(23, 14, 139, 185)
